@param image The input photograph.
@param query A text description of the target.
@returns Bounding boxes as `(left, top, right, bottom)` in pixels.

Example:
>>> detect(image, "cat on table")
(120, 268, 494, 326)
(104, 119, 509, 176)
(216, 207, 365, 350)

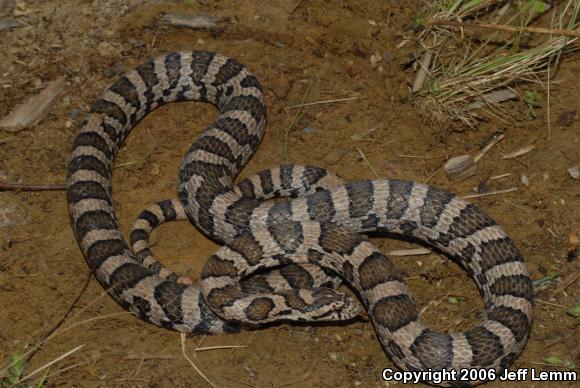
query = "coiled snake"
(67, 51, 533, 385)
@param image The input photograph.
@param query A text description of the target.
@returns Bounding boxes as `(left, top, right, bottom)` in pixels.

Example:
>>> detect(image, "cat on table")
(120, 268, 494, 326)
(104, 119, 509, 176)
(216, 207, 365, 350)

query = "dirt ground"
(0, 0, 578, 387)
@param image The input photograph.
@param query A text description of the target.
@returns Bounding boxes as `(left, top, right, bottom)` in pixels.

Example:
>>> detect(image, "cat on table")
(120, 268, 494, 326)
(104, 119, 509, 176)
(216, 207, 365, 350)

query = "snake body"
(67, 51, 533, 385)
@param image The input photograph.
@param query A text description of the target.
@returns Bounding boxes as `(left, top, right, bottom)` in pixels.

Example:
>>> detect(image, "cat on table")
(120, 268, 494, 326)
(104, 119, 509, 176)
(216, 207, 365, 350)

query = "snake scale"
(67, 51, 533, 385)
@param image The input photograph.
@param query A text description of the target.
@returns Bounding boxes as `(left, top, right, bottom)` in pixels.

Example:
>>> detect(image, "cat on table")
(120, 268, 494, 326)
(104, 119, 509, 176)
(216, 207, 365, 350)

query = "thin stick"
(534, 299, 567, 309)
(284, 84, 311, 162)
(398, 153, 449, 159)
(276, 371, 312, 387)
(473, 133, 504, 163)
(43, 361, 88, 381)
(357, 148, 380, 179)
(195, 345, 248, 352)
(17, 344, 85, 383)
(180, 333, 218, 388)
(550, 271, 580, 298)
(224, 377, 259, 388)
(0, 182, 66, 191)
(529, 361, 574, 367)
(24, 271, 91, 364)
(285, 96, 359, 109)
(124, 354, 177, 360)
(546, 56, 552, 140)
(425, 164, 443, 183)
(488, 173, 512, 181)
(462, 187, 517, 199)
(425, 18, 580, 38)
(0, 312, 130, 377)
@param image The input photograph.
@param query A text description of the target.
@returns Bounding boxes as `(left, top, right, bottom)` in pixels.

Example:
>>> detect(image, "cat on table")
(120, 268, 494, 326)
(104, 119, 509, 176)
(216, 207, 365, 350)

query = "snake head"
(308, 288, 363, 322)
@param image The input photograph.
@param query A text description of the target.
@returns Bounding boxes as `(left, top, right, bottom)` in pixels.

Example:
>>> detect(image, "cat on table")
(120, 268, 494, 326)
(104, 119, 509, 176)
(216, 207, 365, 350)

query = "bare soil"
(0, 1, 578, 387)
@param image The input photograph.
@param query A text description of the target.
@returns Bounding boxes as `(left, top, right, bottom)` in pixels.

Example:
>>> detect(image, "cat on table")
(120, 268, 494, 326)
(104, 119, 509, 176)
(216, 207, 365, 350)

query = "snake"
(66, 51, 533, 385)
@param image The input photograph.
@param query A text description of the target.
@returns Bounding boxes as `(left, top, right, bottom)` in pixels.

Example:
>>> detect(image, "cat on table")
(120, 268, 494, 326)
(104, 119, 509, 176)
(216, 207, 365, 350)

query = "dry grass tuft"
(414, 0, 579, 128)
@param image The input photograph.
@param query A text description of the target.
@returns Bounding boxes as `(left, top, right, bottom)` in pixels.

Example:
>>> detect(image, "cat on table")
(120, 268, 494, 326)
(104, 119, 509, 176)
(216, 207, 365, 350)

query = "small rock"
(370, 52, 381, 68)
(558, 110, 576, 126)
(329, 353, 338, 361)
(243, 366, 256, 377)
(444, 155, 477, 181)
(568, 165, 579, 180)
(68, 109, 82, 120)
(0, 18, 25, 31)
(520, 174, 530, 186)
(302, 127, 316, 134)
(382, 50, 394, 62)
(353, 329, 364, 336)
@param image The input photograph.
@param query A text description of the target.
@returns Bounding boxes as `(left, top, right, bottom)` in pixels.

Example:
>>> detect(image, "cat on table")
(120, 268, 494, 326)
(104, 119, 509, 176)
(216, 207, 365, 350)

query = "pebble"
(302, 126, 316, 134)
(68, 109, 82, 120)
(520, 174, 530, 186)
(568, 165, 579, 179)
(329, 352, 338, 361)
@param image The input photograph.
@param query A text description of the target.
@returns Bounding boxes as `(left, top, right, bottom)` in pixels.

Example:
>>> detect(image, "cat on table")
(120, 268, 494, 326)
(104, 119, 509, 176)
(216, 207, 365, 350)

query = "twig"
(43, 361, 88, 381)
(180, 333, 218, 388)
(0, 182, 66, 191)
(124, 354, 177, 360)
(419, 294, 449, 318)
(195, 346, 248, 352)
(398, 153, 449, 159)
(275, 371, 312, 387)
(285, 96, 359, 109)
(425, 18, 580, 38)
(356, 148, 380, 179)
(462, 187, 517, 199)
(473, 133, 504, 163)
(488, 173, 512, 181)
(425, 164, 443, 183)
(16, 344, 85, 384)
(550, 271, 580, 298)
(24, 271, 91, 364)
(534, 299, 567, 308)
(224, 377, 259, 388)
(284, 84, 311, 162)
(528, 361, 575, 368)
(0, 312, 131, 378)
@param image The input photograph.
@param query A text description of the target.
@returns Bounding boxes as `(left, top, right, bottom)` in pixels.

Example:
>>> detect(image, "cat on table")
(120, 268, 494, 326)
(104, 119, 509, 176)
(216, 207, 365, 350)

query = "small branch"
(473, 133, 504, 163)
(285, 96, 359, 109)
(462, 187, 517, 199)
(0, 182, 66, 191)
(425, 18, 580, 38)
(356, 148, 380, 179)
(25, 271, 91, 364)
(180, 333, 217, 388)
(398, 153, 449, 159)
(534, 299, 567, 309)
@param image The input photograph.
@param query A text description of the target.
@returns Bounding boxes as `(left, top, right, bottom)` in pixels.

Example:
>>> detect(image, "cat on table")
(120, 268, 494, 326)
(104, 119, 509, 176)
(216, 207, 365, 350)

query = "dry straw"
(415, 0, 579, 127)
